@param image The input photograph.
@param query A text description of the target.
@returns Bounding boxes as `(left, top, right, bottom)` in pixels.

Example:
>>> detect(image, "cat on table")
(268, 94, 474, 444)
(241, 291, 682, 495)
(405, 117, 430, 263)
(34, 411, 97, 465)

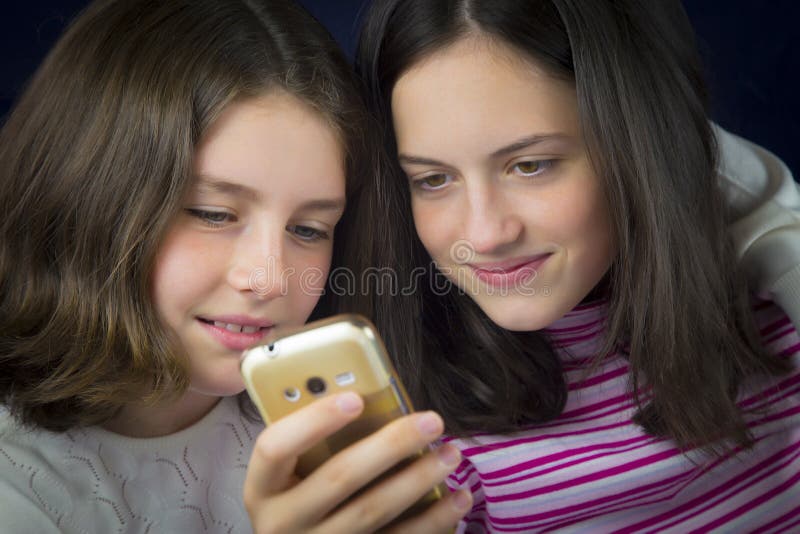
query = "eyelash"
(287, 225, 329, 242)
(185, 208, 236, 227)
(411, 159, 555, 192)
(411, 174, 454, 191)
(510, 159, 554, 178)
(186, 209, 329, 242)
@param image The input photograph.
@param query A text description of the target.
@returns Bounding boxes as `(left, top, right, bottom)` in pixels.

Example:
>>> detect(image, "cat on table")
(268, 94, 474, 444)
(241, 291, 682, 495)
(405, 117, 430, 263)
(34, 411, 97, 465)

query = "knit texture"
(0, 396, 264, 533)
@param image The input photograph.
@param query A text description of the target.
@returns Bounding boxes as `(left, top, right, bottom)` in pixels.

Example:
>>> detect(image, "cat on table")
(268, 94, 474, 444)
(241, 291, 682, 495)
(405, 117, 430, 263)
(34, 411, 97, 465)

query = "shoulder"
(751, 298, 800, 359)
(0, 397, 264, 532)
(0, 409, 77, 532)
(750, 299, 800, 389)
(0, 488, 62, 533)
(0, 409, 74, 491)
(741, 299, 800, 446)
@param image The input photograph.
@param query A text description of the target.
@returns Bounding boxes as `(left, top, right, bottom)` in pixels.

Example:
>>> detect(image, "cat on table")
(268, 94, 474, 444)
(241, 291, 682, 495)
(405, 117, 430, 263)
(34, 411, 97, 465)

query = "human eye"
(185, 208, 237, 228)
(287, 224, 329, 242)
(411, 173, 453, 191)
(510, 159, 554, 178)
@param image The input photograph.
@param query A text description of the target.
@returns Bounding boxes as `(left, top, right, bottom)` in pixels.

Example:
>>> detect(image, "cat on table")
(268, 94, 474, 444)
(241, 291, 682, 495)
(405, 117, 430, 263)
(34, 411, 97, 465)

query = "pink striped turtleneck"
(445, 299, 800, 533)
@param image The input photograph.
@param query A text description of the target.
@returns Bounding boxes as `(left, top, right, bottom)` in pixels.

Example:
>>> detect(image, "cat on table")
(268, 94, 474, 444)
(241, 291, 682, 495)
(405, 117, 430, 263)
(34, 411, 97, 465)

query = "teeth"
(211, 321, 263, 334)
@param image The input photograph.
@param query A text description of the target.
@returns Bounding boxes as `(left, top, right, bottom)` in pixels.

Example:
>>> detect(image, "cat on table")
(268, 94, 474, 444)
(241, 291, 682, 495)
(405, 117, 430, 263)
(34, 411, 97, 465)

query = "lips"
(197, 315, 274, 351)
(207, 321, 263, 334)
(469, 253, 552, 288)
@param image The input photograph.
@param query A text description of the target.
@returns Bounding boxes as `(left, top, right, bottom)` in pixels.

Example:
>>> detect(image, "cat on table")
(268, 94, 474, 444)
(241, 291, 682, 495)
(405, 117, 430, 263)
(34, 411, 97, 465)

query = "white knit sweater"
(0, 396, 264, 533)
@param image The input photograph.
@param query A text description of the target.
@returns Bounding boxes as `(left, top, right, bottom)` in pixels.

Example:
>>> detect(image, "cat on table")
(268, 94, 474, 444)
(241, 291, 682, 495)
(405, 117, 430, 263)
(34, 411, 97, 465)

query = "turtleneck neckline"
(541, 299, 610, 362)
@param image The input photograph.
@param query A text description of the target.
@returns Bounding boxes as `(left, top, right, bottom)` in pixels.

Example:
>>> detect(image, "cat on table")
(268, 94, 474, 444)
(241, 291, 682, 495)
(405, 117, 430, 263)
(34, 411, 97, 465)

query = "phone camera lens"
(306, 377, 326, 395)
(283, 387, 300, 402)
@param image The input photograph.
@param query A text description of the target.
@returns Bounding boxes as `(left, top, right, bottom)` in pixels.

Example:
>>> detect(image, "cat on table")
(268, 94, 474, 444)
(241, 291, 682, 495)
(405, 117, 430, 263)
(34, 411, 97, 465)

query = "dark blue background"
(1, 0, 797, 176)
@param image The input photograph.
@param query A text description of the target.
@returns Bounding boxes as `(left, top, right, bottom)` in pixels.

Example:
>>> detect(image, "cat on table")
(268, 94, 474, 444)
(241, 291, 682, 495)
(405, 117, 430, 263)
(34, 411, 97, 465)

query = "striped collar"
(542, 299, 610, 362)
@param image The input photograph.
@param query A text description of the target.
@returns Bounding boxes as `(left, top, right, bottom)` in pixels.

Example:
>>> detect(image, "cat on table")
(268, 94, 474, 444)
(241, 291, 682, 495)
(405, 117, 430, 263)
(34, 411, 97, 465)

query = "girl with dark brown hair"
(353, 0, 800, 531)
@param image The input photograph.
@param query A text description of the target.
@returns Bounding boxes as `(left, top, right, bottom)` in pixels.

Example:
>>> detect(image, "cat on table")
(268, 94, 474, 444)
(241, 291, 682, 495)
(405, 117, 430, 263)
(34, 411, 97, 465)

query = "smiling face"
(391, 38, 615, 331)
(151, 92, 345, 401)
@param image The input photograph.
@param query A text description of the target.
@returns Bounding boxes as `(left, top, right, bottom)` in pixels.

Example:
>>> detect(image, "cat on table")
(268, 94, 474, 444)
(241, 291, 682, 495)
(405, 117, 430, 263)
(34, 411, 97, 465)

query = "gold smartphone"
(240, 314, 445, 520)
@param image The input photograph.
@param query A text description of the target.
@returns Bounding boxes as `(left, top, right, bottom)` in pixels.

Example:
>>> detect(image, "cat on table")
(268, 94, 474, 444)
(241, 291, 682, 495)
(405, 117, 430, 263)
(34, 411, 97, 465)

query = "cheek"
(288, 246, 334, 303)
(156, 229, 223, 276)
(530, 164, 597, 233)
(151, 230, 221, 318)
(550, 176, 614, 270)
(411, 199, 451, 259)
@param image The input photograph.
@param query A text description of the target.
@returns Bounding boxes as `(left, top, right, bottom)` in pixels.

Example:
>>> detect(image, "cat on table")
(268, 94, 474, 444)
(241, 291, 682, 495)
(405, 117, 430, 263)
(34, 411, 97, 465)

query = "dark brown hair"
(0, 0, 375, 431)
(356, 0, 790, 451)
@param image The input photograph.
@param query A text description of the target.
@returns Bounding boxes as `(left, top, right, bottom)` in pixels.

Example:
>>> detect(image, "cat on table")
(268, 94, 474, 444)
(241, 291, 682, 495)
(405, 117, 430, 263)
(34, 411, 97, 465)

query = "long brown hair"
(356, 0, 790, 451)
(0, 0, 376, 431)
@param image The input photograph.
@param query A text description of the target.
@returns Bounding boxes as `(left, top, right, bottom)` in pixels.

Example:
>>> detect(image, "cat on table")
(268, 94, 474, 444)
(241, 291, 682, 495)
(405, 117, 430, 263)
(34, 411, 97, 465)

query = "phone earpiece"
(334, 372, 355, 386)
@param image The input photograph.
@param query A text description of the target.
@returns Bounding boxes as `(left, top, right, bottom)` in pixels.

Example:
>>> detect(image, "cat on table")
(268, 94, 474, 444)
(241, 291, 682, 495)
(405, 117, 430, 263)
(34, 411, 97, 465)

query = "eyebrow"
(194, 177, 345, 212)
(297, 198, 346, 212)
(489, 133, 572, 158)
(195, 177, 259, 200)
(397, 133, 572, 167)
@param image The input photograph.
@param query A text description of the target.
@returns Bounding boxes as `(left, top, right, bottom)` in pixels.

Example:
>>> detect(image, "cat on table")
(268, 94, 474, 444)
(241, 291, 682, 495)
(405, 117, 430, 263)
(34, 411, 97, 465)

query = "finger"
(293, 411, 446, 523)
(244, 392, 364, 503)
(388, 489, 473, 534)
(314, 441, 464, 533)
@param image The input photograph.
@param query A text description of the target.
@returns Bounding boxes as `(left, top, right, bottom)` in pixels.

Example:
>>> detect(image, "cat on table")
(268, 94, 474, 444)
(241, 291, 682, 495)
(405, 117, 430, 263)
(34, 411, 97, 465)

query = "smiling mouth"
(469, 253, 552, 288)
(470, 253, 552, 273)
(197, 318, 271, 334)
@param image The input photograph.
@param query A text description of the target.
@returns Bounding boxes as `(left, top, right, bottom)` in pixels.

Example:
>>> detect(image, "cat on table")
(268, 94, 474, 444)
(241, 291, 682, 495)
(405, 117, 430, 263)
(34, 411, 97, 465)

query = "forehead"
(390, 37, 580, 152)
(193, 92, 345, 199)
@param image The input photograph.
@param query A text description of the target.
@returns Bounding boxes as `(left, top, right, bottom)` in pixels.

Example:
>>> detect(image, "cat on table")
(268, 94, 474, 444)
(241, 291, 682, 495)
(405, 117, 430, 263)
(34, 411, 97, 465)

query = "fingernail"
(436, 444, 461, 467)
(336, 392, 363, 414)
(416, 412, 443, 436)
(417, 412, 444, 436)
(453, 489, 472, 511)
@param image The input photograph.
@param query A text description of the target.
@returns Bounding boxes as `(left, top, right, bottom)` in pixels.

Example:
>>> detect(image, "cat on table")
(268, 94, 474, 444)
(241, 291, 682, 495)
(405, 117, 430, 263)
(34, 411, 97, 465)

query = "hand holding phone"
(240, 315, 472, 533)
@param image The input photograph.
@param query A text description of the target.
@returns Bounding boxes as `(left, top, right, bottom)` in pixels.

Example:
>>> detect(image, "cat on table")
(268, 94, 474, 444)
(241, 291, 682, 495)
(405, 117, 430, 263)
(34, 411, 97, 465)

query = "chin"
(477, 295, 562, 332)
(191, 373, 247, 398)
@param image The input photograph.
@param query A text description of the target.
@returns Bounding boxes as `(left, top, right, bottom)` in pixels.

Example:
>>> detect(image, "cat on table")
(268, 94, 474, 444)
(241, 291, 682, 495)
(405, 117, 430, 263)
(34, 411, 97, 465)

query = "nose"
(227, 223, 289, 300)
(461, 182, 523, 256)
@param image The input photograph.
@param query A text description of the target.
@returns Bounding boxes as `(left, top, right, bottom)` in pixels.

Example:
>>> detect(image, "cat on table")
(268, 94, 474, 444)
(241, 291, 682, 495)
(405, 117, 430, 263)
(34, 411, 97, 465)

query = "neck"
(101, 390, 222, 438)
